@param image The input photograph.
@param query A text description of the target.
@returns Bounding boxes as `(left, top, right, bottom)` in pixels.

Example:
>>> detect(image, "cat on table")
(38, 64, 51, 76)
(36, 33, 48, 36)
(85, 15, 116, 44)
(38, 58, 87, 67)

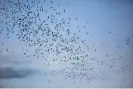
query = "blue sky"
(0, 0, 133, 88)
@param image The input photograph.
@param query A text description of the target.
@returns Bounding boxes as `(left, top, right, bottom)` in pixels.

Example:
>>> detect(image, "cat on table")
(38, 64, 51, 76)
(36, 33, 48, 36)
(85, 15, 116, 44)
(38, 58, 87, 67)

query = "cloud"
(0, 67, 37, 79)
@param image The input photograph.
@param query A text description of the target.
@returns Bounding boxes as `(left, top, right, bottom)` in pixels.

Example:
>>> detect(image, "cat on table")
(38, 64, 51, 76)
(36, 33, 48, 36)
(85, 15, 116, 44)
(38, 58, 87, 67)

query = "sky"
(0, 0, 133, 88)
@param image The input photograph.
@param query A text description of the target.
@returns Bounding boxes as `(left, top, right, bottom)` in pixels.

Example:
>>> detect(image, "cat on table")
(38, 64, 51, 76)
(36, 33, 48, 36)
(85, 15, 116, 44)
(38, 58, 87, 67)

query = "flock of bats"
(0, 0, 131, 86)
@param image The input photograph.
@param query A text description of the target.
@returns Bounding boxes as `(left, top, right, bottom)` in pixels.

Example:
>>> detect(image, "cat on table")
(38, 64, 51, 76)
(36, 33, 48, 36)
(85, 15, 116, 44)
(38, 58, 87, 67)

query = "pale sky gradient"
(0, 0, 133, 88)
